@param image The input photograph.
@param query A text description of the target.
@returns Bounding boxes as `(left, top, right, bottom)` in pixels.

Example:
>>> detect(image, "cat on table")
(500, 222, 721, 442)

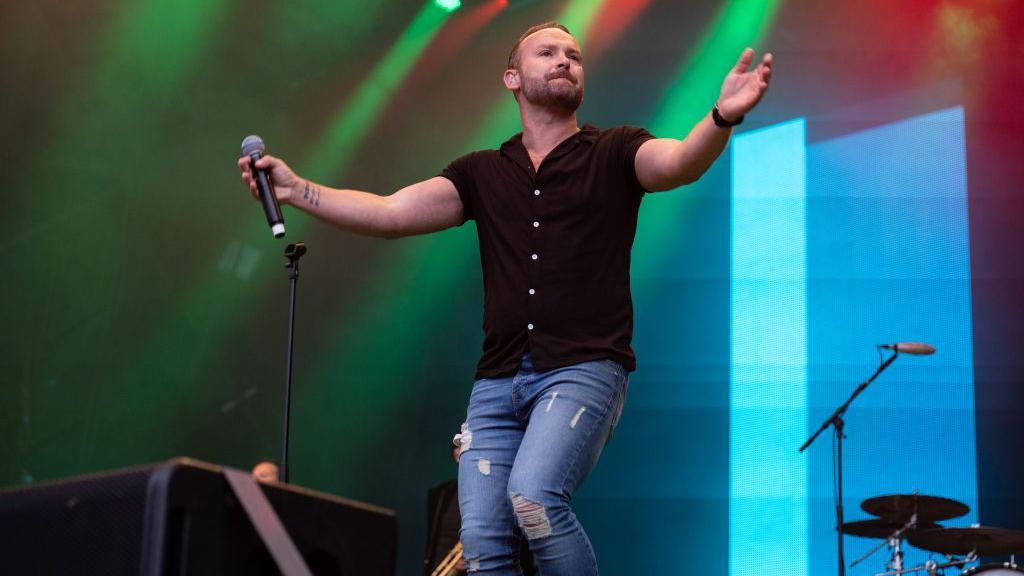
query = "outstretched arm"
(238, 155, 464, 239)
(635, 48, 773, 192)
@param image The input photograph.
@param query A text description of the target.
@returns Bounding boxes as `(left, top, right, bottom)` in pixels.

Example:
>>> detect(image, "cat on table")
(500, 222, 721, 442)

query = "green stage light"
(100, 0, 455, 467)
(632, 0, 783, 281)
(8, 0, 235, 472)
(436, 0, 461, 13)
(303, 0, 452, 181)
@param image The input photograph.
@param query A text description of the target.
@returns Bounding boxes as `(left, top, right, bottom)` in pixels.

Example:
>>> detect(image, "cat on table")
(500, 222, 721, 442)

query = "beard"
(520, 69, 583, 111)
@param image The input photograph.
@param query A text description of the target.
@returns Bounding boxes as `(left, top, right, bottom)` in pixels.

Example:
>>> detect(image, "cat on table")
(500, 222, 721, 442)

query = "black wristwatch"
(712, 105, 744, 128)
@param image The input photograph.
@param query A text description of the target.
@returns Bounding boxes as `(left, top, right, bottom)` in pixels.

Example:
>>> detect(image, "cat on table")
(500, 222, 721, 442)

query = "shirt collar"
(500, 123, 599, 153)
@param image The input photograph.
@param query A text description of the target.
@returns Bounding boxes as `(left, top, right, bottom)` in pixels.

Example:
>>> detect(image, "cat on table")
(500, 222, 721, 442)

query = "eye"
(569, 54, 581, 62)
(540, 50, 552, 56)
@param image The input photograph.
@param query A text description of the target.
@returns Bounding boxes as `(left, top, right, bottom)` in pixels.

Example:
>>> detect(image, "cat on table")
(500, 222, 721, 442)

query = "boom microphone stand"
(280, 242, 307, 483)
(800, 347, 900, 576)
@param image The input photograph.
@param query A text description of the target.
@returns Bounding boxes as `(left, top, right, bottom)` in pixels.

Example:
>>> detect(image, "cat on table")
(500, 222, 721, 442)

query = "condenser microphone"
(879, 342, 936, 355)
(241, 134, 285, 238)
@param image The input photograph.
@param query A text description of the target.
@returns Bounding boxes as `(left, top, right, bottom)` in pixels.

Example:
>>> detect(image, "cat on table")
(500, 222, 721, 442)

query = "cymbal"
(908, 527, 1024, 556)
(843, 519, 942, 539)
(861, 494, 970, 523)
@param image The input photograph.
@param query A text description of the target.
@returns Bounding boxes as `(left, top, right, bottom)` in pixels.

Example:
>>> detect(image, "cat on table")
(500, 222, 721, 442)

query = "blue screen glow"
(731, 107, 976, 576)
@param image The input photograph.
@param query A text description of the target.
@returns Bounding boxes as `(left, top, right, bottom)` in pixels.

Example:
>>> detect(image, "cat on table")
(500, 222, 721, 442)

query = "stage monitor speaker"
(0, 457, 396, 575)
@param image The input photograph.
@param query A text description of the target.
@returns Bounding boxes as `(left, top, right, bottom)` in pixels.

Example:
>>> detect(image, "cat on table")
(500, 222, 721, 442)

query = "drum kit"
(844, 493, 1024, 575)
(798, 344, 1024, 576)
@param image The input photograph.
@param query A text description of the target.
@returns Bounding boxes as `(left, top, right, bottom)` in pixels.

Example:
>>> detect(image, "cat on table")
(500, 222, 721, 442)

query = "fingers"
(238, 154, 291, 200)
(238, 154, 280, 170)
(253, 153, 279, 171)
(242, 173, 258, 198)
(238, 156, 259, 199)
(733, 47, 755, 73)
(758, 52, 773, 84)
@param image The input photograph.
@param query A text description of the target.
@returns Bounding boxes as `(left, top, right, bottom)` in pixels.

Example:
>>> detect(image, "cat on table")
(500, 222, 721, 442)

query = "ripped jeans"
(457, 354, 628, 575)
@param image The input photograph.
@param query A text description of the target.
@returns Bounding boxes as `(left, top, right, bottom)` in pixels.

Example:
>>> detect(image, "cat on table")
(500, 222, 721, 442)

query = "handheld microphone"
(879, 342, 936, 356)
(241, 135, 285, 238)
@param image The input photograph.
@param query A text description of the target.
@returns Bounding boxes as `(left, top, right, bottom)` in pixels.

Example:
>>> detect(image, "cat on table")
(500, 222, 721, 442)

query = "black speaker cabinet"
(0, 458, 396, 575)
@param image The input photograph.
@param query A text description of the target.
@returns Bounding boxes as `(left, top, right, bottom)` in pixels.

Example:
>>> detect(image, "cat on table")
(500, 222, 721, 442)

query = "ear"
(503, 68, 520, 91)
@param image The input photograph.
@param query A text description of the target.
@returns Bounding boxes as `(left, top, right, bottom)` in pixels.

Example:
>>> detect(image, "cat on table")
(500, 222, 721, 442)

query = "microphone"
(241, 135, 285, 238)
(879, 342, 936, 355)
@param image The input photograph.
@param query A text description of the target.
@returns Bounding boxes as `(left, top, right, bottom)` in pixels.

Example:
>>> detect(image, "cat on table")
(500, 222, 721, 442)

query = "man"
(238, 21, 771, 575)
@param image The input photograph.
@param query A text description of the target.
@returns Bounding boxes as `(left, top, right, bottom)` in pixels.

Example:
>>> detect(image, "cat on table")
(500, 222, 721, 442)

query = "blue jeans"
(457, 355, 629, 575)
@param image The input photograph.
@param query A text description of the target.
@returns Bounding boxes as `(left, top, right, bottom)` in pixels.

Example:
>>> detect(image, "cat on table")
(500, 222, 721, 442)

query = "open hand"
(717, 48, 773, 122)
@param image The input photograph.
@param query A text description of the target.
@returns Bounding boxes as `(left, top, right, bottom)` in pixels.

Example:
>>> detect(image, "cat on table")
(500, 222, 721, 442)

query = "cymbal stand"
(852, 513, 918, 570)
(887, 538, 905, 574)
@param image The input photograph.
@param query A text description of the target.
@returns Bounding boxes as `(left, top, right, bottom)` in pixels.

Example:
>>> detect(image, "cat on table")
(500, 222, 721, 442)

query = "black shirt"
(441, 124, 655, 379)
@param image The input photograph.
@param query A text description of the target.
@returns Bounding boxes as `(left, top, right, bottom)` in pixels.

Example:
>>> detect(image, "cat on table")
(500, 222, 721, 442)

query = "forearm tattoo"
(302, 180, 321, 207)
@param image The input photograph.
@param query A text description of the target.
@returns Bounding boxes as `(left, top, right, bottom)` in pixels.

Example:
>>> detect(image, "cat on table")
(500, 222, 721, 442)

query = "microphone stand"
(280, 242, 307, 483)
(800, 348, 900, 576)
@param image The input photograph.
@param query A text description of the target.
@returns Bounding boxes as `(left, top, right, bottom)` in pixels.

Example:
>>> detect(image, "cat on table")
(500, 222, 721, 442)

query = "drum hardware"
(874, 553, 974, 576)
(850, 513, 920, 571)
(960, 561, 1024, 575)
(844, 494, 1024, 576)
(850, 493, 972, 574)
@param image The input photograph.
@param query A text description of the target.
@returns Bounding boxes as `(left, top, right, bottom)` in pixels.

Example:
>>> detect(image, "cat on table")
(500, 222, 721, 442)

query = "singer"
(238, 22, 772, 575)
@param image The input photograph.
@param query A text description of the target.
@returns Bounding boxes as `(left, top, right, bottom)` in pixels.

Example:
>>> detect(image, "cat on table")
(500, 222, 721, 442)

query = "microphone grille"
(241, 134, 265, 156)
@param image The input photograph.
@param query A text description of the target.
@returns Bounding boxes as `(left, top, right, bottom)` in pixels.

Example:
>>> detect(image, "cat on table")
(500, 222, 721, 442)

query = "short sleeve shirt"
(441, 124, 655, 379)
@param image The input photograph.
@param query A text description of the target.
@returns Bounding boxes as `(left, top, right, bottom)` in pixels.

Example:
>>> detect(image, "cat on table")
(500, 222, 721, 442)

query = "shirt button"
(527, 323, 534, 331)
(531, 253, 538, 260)
(533, 221, 539, 228)
(528, 288, 535, 295)
(534, 189, 541, 196)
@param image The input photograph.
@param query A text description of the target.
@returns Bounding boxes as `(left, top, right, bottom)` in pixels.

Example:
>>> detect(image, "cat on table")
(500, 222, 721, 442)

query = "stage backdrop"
(2, 0, 1022, 573)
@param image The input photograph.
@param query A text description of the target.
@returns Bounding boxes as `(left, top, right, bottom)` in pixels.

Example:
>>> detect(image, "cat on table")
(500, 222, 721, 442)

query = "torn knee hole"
(510, 493, 553, 540)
